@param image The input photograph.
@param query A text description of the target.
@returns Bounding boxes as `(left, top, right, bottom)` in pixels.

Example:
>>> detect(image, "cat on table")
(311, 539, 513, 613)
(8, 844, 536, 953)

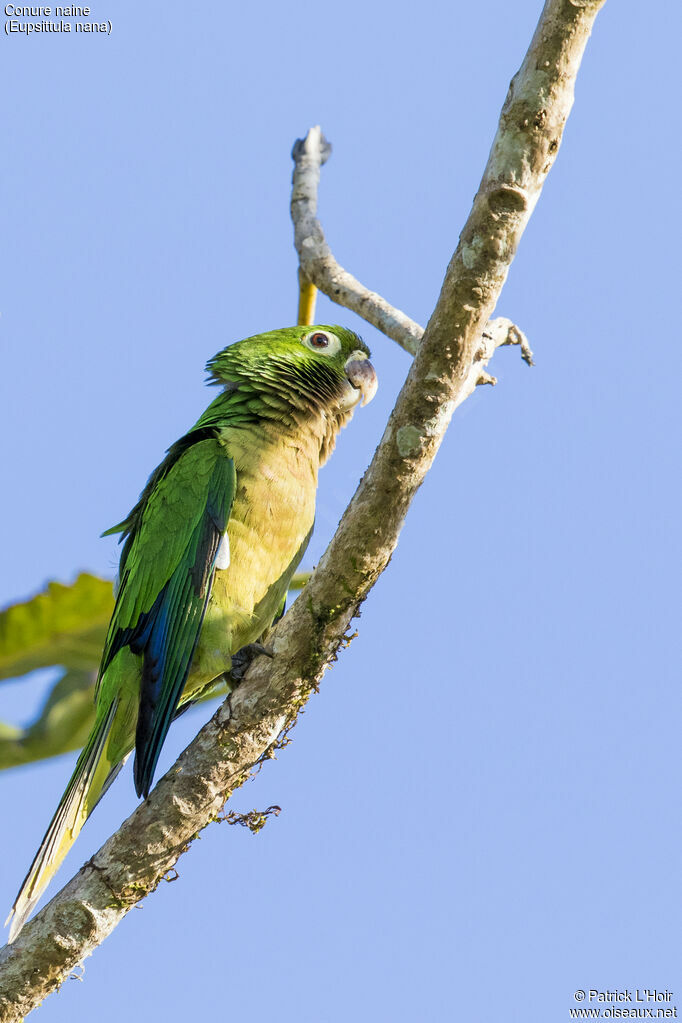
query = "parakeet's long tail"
(6, 698, 123, 943)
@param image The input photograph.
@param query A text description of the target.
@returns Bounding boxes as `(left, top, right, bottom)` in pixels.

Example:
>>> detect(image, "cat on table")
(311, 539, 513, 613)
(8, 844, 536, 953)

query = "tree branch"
(291, 127, 424, 355)
(290, 126, 534, 373)
(0, 1, 605, 1017)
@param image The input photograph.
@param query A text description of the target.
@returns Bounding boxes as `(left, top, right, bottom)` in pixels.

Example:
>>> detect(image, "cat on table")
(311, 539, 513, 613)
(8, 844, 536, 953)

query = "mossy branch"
(0, 1, 606, 1017)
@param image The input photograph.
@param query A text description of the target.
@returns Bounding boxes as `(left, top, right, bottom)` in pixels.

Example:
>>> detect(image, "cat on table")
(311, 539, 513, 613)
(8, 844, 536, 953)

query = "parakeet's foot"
(229, 642, 274, 685)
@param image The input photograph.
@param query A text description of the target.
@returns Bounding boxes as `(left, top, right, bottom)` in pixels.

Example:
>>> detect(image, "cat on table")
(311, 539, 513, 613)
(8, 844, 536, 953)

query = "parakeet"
(6, 324, 377, 942)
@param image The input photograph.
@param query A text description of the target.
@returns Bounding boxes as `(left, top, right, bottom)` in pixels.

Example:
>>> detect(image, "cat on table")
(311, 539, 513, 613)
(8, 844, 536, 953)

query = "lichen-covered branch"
(0, 1, 605, 1017)
(291, 126, 533, 374)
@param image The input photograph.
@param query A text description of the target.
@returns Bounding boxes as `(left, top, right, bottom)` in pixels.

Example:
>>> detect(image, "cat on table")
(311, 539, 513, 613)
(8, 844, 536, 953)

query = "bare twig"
(292, 127, 424, 355)
(291, 126, 533, 380)
(0, 1, 605, 1017)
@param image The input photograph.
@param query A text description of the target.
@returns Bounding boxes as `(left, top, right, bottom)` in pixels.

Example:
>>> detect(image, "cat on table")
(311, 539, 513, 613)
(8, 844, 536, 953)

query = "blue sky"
(1, 1, 680, 1020)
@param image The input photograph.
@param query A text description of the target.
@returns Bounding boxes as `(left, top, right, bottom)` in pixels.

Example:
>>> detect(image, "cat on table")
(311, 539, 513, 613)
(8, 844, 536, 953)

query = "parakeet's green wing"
(100, 435, 236, 798)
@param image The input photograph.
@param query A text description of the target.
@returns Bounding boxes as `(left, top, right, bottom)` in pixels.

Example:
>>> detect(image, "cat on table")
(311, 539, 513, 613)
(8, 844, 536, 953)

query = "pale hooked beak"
(345, 351, 378, 407)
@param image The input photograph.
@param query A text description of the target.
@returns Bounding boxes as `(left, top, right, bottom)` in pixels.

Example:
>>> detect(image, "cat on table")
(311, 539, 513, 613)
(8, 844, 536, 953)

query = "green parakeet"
(6, 324, 377, 942)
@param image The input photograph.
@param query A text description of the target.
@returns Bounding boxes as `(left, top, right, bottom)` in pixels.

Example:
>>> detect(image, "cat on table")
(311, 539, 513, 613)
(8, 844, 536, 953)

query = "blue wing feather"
(98, 432, 236, 799)
(132, 449, 236, 797)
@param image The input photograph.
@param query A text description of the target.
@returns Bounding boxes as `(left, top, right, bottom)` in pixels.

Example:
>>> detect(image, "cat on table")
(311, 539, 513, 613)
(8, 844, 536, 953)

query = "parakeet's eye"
(302, 330, 341, 356)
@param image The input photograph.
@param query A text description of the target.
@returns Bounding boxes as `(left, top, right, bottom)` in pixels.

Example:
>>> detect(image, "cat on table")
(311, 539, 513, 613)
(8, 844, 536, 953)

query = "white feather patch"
(215, 532, 230, 570)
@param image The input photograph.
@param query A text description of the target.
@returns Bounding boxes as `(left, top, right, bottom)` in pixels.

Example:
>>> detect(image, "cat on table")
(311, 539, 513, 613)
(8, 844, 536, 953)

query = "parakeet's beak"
(345, 352, 378, 407)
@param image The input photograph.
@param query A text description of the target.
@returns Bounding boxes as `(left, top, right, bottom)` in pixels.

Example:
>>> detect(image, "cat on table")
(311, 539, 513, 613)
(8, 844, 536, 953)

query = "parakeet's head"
(206, 325, 377, 413)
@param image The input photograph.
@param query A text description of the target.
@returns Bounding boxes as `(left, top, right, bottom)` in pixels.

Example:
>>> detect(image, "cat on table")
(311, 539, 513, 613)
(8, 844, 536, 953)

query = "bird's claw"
(228, 642, 274, 686)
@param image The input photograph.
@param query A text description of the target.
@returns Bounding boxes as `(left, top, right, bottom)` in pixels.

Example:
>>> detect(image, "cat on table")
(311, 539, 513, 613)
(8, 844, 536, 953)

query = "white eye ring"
(302, 330, 341, 356)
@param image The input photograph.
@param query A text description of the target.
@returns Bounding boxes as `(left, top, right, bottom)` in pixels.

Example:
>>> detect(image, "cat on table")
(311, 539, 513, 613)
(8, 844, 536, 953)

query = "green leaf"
(0, 574, 114, 769)
(0, 569, 312, 771)
(0, 573, 115, 682)
(289, 571, 311, 591)
(0, 669, 97, 769)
